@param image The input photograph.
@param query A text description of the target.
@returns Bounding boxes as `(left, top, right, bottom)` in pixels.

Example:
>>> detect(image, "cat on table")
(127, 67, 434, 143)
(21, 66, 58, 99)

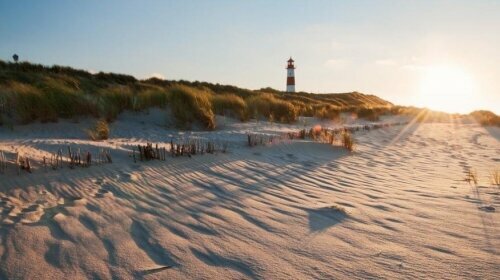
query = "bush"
(169, 85, 215, 129)
(87, 119, 109, 140)
(212, 94, 248, 121)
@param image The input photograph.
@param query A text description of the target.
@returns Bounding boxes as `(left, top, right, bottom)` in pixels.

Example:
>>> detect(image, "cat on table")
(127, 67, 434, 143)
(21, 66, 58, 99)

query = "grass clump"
(212, 94, 248, 121)
(341, 131, 355, 152)
(169, 85, 215, 129)
(491, 168, 500, 186)
(465, 168, 478, 185)
(326, 204, 348, 215)
(87, 119, 110, 140)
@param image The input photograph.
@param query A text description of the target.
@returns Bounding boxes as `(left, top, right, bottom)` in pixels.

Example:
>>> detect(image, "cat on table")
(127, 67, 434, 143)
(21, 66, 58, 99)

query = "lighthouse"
(286, 57, 295, 93)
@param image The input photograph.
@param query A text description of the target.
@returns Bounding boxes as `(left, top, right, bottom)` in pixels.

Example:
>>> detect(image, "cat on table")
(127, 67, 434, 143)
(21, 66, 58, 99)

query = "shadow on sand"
(304, 206, 348, 232)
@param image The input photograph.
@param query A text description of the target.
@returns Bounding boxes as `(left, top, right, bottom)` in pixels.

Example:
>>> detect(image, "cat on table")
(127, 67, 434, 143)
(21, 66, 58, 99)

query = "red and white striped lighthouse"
(286, 57, 295, 93)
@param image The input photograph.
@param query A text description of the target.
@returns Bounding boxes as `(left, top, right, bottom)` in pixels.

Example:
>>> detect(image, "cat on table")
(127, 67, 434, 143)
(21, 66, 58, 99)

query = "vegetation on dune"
(470, 110, 500, 127)
(87, 119, 110, 140)
(169, 86, 215, 129)
(0, 59, 399, 129)
(246, 93, 297, 123)
(491, 168, 500, 186)
(341, 131, 355, 152)
(211, 93, 248, 121)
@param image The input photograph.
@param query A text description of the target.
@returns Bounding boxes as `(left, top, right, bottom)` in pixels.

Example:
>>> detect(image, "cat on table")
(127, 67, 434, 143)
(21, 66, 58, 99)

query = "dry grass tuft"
(87, 119, 110, 140)
(491, 168, 500, 186)
(465, 168, 478, 185)
(327, 204, 348, 215)
(341, 131, 355, 152)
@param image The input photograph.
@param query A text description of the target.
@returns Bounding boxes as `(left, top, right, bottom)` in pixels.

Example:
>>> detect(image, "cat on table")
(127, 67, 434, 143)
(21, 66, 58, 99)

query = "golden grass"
(341, 131, 355, 152)
(326, 204, 348, 215)
(246, 93, 297, 123)
(491, 168, 500, 186)
(1, 59, 398, 128)
(87, 119, 110, 140)
(465, 168, 478, 185)
(211, 94, 248, 121)
(169, 85, 215, 129)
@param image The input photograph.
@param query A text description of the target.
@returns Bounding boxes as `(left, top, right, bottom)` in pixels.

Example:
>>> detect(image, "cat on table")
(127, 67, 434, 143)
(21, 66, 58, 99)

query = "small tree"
(12, 54, 19, 63)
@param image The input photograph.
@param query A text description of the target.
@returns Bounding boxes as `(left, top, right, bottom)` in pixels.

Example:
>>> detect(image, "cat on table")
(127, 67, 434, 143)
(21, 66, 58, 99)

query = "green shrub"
(212, 94, 248, 121)
(169, 85, 215, 129)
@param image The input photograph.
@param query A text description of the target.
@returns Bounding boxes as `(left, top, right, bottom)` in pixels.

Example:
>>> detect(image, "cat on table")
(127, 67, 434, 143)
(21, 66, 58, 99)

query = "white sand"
(0, 111, 498, 279)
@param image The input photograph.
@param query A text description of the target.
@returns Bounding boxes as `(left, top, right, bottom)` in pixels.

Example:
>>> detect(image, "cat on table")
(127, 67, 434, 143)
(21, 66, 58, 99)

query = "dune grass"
(470, 110, 500, 127)
(341, 131, 355, 152)
(169, 86, 215, 129)
(246, 93, 297, 123)
(87, 119, 110, 140)
(314, 104, 340, 120)
(326, 204, 348, 215)
(0, 59, 399, 129)
(211, 93, 248, 121)
(491, 168, 500, 186)
(465, 169, 478, 185)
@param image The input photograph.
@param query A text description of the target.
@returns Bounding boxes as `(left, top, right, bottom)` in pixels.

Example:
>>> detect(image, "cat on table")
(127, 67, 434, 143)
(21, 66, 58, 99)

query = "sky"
(1, 0, 499, 114)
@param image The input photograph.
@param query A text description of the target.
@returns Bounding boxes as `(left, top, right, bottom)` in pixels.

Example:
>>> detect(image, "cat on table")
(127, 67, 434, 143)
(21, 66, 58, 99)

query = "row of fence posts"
(133, 138, 229, 163)
(0, 146, 112, 175)
(248, 121, 410, 147)
(247, 133, 289, 147)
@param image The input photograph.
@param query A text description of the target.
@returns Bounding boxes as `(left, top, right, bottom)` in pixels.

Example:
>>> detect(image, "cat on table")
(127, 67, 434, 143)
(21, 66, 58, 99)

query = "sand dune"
(0, 113, 498, 279)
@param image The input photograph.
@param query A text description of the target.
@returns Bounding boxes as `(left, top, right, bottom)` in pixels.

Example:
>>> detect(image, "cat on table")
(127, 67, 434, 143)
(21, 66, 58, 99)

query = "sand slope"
(0, 114, 499, 279)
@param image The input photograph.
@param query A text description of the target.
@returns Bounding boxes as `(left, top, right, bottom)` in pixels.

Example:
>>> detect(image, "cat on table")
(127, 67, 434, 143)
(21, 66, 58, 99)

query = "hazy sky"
(1, 0, 499, 113)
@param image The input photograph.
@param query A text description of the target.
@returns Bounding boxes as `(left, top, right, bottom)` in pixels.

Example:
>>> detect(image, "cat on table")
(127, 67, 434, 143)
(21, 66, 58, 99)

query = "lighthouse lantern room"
(286, 57, 295, 93)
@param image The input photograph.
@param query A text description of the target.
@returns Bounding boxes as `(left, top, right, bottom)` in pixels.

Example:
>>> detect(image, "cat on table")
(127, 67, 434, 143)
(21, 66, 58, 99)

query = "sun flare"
(417, 65, 478, 114)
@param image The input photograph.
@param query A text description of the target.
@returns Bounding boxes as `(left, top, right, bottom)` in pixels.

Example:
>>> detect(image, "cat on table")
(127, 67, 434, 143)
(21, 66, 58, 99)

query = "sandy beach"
(0, 112, 498, 279)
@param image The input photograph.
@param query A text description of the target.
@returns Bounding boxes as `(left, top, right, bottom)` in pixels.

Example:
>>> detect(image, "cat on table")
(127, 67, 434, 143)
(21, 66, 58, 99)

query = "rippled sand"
(0, 114, 498, 279)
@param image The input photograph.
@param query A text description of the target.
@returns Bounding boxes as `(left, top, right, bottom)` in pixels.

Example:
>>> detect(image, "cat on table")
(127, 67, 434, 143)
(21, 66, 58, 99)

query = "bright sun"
(417, 65, 478, 114)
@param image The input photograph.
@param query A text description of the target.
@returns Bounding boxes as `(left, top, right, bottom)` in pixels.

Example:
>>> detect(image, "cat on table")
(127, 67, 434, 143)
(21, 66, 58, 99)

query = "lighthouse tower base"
(286, 85, 295, 92)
